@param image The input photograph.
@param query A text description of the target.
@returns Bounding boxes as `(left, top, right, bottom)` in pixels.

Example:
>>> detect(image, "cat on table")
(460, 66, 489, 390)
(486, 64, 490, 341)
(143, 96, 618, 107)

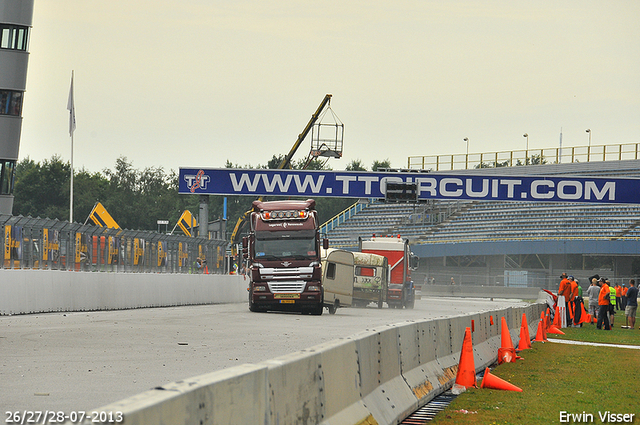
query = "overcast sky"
(19, 1, 640, 174)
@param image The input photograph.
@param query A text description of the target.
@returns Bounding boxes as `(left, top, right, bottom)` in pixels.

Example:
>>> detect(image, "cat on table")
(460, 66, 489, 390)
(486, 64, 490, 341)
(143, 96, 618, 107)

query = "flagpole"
(68, 70, 75, 222)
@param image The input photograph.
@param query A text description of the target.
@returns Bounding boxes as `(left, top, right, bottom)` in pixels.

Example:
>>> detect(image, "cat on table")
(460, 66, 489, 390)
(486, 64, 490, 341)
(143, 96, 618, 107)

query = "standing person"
(621, 283, 628, 310)
(596, 278, 611, 330)
(608, 280, 616, 327)
(615, 283, 622, 310)
(568, 276, 579, 326)
(625, 279, 638, 330)
(586, 278, 600, 324)
(557, 272, 572, 327)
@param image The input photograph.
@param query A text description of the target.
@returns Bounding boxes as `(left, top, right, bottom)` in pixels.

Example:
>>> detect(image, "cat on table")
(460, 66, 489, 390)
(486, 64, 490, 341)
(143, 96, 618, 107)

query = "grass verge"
(430, 324, 640, 424)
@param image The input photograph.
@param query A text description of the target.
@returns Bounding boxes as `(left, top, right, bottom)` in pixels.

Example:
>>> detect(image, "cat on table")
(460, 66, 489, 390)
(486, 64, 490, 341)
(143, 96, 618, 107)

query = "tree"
(371, 159, 391, 171)
(346, 159, 366, 171)
(13, 155, 71, 220)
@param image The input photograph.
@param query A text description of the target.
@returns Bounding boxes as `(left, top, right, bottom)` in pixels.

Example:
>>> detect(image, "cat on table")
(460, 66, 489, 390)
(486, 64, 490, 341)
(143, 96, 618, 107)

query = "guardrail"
(1, 214, 228, 273)
(319, 200, 369, 236)
(79, 302, 545, 425)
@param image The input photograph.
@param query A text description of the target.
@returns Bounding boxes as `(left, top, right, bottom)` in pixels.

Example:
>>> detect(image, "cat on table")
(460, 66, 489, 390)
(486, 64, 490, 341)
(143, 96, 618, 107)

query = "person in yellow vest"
(608, 280, 616, 328)
(615, 283, 622, 310)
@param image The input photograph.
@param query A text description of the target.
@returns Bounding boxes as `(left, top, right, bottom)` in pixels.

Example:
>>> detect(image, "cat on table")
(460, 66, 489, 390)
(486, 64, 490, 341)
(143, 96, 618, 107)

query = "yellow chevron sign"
(88, 202, 120, 229)
(177, 210, 197, 237)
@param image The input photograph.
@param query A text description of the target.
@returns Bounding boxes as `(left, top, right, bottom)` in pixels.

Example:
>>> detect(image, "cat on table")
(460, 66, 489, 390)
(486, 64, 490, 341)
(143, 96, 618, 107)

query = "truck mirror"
(323, 238, 329, 250)
(242, 237, 248, 260)
(410, 254, 419, 271)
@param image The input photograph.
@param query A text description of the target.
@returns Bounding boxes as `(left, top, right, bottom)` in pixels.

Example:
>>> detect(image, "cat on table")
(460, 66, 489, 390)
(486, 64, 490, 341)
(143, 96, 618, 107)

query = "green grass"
(431, 324, 640, 424)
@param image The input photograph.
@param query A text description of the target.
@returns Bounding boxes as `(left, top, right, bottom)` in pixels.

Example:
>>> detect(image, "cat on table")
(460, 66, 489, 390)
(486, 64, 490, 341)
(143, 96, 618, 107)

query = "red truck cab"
(243, 199, 327, 315)
(359, 235, 418, 309)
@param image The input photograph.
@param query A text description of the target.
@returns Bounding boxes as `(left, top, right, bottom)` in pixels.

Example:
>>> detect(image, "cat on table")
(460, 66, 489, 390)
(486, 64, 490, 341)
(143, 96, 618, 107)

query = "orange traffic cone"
(553, 306, 562, 327)
(480, 368, 523, 392)
(534, 320, 546, 342)
(547, 325, 565, 335)
(452, 327, 476, 393)
(518, 313, 531, 350)
(498, 317, 517, 364)
(540, 311, 548, 340)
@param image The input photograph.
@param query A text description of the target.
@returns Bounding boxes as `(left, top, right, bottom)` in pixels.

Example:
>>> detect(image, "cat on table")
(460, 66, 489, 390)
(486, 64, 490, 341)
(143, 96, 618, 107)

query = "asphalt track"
(1, 297, 529, 413)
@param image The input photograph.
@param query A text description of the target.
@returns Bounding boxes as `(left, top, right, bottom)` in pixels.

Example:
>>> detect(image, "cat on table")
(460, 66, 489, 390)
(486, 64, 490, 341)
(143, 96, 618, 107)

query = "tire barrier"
(79, 302, 545, 425)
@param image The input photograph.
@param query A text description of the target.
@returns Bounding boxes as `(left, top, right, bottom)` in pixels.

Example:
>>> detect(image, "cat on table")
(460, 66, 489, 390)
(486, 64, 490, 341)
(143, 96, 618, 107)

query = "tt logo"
(184, 170, 210, 193)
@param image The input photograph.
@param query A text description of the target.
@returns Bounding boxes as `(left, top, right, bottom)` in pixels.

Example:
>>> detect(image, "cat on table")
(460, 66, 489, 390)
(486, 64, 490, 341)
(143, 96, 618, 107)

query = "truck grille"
(259, 267, 314, 280)
(268, 281, 307, 293)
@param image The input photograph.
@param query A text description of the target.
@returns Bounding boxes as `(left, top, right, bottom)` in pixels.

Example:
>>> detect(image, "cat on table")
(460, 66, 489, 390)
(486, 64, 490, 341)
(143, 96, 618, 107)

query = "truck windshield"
(254, 230, 316, 260)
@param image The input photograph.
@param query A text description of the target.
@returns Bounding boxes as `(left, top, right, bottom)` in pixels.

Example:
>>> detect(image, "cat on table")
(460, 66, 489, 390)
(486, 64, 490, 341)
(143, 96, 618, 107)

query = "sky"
(18, 0, 640, 174)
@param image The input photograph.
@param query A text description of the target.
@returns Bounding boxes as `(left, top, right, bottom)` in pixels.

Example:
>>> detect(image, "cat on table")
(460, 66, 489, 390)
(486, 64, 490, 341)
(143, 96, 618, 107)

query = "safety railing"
(1, 214, 228, 273)
(407, 142, 640, 171)
(319, 200, 369, 237)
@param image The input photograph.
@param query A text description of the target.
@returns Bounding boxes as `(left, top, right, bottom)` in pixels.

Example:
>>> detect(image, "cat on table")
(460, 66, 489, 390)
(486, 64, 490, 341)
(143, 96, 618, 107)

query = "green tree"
(13, 155, 71, 220)
(371, 159, 391, 171)
(346, 159, 366, 171)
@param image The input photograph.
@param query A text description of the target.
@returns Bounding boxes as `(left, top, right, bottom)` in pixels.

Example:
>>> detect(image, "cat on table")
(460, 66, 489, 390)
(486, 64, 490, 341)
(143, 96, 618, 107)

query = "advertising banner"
(179, 168, 639, 204)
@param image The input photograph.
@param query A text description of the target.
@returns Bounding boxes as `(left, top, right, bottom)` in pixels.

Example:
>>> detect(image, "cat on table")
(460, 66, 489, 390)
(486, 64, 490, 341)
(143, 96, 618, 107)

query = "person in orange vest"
(596, 278, 611, 330)
(615, 283, 622, 310)
(557, 272, 572, 326)
(567, 276, 578, 326)
(621, 283, 628, 310)
(569, 276, 582, 326)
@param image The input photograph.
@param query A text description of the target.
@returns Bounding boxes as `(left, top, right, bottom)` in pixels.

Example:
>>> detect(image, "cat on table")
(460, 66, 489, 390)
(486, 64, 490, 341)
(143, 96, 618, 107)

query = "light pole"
(586, 129, 591, 162)
(463, 138, 469, 168)
(523, 133, 529, 164)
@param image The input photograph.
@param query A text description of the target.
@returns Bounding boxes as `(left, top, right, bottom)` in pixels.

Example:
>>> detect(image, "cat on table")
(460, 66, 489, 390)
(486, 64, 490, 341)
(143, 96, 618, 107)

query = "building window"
(0, 25, 29, 50)
(0, 90, 23, 116)
(0, 159, 16, 195)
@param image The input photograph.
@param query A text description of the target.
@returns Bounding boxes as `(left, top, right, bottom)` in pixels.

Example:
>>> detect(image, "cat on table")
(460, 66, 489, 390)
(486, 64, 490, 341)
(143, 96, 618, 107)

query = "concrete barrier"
(80, 302, 546, 425)
(421, 285, 542, 300)
(0, 270, 248, 315)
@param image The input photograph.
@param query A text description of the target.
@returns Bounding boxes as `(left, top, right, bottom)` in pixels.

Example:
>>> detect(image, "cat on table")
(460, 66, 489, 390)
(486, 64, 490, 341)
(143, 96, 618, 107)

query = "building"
(0, 0, 34, 215)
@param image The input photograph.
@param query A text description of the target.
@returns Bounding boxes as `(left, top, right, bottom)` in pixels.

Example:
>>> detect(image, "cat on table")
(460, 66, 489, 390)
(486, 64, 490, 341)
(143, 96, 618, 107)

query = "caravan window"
(326, 262, 336, 279)
(355, 266, 376, 277)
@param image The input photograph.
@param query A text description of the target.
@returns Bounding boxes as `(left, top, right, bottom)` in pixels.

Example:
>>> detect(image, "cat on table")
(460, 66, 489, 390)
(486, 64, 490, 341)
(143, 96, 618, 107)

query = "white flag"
(67, 72, 76, 136)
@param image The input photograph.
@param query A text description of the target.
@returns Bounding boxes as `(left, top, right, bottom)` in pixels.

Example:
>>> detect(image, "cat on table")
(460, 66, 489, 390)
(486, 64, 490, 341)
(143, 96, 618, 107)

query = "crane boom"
(229, 94, 334, 252)
(278, 94, 332, 169)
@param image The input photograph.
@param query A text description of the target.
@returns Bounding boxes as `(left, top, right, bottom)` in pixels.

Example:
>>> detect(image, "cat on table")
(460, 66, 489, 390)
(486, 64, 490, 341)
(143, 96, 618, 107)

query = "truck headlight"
(307, 285, 321, 292)
(253, 285, 267, 292)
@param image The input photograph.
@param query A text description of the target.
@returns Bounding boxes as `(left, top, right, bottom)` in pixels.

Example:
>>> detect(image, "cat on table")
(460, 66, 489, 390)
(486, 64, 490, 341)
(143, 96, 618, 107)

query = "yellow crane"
(229, 94, 338, 254)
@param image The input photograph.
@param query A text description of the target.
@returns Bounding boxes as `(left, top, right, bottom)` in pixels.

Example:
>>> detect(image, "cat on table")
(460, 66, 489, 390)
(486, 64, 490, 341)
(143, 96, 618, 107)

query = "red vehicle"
(359, 235, 418, 309)
(243, 199, 328, 315)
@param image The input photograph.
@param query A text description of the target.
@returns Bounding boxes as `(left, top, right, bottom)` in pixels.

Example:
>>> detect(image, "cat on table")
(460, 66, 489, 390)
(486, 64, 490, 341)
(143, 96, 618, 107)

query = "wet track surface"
(1, 297, 528, 412)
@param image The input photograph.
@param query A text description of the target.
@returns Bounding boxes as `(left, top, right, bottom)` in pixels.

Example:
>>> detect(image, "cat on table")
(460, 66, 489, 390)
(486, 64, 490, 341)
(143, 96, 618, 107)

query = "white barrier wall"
(80, 302, 545, 425)
(0, 270, 248, 315)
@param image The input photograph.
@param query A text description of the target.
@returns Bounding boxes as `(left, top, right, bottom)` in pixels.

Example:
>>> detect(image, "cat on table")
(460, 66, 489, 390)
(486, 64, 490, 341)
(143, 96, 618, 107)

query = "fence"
(407, 142, 640, 171)
(1, 214, 228, 273)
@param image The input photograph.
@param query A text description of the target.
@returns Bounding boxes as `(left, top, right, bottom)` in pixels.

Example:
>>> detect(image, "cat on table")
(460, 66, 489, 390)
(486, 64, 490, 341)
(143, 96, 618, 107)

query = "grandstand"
(323, 154, 640, 289)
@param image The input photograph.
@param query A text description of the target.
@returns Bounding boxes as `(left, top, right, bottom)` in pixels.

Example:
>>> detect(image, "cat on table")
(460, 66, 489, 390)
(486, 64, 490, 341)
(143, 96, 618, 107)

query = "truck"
(243, 199, 328, 315)
(321, 249, 388, 313)
(359, 235, 418, 309)
(351, 251, 388, 308)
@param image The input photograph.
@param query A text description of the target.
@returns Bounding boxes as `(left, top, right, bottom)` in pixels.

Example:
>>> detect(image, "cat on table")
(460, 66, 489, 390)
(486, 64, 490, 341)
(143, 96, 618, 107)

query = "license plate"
(279, 300, 295, 304)
(274, 294, 300, 299)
